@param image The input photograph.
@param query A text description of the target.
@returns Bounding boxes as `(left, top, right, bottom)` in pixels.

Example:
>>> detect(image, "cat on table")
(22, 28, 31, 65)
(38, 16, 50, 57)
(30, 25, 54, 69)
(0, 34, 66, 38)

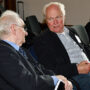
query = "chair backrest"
(72, 25, 90, 45)
(25, 15, 42, 36)
(85, 22, 90, 42)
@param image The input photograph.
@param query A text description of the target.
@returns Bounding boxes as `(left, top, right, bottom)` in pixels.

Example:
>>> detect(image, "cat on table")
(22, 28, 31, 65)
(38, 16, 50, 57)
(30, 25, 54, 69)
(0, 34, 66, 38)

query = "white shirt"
(57, 27, 89, 63)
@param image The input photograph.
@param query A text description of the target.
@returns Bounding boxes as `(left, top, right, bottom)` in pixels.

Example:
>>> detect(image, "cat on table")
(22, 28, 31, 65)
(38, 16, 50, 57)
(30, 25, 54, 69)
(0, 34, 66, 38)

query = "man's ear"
(10, 24, 16, 35)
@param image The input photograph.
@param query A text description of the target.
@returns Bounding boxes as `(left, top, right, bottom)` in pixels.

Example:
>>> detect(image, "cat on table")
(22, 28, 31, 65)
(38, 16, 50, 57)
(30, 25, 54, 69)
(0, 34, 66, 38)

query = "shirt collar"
(56, 26, 69, 36)
(3, 40, 19, 51)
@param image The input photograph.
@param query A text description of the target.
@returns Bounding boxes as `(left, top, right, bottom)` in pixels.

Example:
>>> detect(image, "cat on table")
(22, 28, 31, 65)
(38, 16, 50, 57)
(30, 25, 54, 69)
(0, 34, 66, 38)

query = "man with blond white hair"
(0, 10, 73, 90)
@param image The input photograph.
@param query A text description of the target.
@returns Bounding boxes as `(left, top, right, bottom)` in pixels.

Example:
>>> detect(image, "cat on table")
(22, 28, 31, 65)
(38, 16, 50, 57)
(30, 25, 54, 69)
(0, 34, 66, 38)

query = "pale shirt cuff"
(51, 76, 59, 86)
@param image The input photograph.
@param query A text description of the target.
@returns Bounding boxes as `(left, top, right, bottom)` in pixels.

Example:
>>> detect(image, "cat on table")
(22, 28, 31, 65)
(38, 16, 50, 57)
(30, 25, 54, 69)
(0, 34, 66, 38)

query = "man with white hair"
(32, 2, 90, 90)
(0, 10, 73, 90)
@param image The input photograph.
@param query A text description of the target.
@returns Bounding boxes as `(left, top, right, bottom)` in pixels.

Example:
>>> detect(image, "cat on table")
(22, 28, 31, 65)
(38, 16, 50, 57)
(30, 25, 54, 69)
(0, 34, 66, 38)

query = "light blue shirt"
(3, 40, 19, 51)
(51, 76, 59, 86)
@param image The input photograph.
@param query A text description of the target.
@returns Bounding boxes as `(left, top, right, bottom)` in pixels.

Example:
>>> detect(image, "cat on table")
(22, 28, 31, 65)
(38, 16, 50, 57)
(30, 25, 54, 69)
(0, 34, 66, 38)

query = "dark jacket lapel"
(48, 30, 70, 63)
(0, 40, 37, 75)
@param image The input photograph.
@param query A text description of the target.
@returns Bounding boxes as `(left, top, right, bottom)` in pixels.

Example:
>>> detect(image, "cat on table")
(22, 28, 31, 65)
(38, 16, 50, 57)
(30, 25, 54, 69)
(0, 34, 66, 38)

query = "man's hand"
(56, 75, 73, 90)
(77, 60, 90, 74)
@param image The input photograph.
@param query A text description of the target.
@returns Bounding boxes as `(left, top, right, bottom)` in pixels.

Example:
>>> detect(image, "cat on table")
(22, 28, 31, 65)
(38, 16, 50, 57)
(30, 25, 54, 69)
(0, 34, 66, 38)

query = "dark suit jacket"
(33, 27, 90, 78)
(0, 40, 55, 90)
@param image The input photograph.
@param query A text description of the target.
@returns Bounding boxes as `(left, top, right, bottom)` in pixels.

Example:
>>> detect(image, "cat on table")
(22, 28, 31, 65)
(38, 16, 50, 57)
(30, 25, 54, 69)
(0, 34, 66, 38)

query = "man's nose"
(53, 18, 58, 24)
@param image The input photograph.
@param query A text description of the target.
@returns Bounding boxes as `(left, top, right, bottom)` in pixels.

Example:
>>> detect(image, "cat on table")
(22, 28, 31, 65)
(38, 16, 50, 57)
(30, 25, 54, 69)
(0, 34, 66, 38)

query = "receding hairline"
(43, 2, 65, 17)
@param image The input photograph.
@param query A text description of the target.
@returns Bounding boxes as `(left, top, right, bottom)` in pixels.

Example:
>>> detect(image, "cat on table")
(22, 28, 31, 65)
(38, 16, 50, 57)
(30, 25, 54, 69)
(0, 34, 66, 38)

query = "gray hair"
(43, 2, 65, 18)
(0, 10, 24, 38)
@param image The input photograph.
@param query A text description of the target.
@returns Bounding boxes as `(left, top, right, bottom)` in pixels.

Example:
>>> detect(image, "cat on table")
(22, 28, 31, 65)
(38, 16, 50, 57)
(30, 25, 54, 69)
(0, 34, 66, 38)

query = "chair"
(72, 25, 90, 46)
(85, 22, 90, 42)
(22, 15, 42, 49)
(72, 25, 90, 61)
(25, 15, 42, 36)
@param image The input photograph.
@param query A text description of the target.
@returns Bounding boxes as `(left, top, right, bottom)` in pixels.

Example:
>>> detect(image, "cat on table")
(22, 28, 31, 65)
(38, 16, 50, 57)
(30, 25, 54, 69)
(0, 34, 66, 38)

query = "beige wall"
(16, 0, 90, 25)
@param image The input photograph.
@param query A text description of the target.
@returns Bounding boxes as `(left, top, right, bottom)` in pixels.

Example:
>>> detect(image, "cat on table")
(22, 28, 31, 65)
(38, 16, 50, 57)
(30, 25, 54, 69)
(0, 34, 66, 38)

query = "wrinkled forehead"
(46, 5, 63, 17)
(47, 5, 62, 13)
